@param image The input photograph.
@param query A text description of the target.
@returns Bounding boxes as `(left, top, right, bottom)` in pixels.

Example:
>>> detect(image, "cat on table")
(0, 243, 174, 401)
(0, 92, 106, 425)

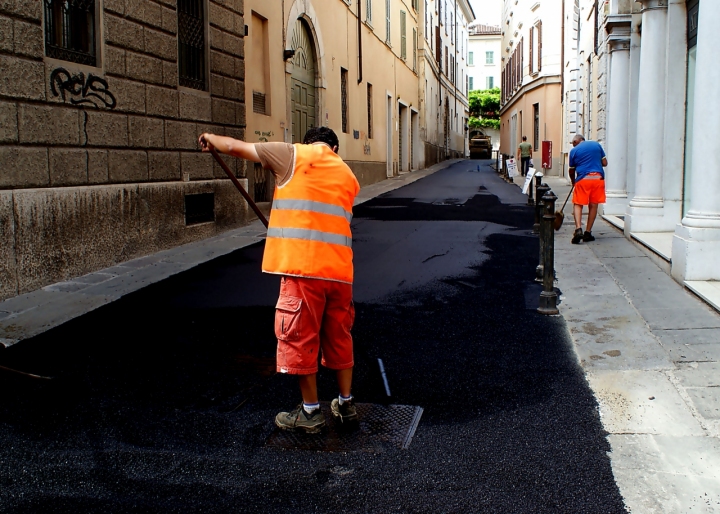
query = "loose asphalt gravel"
(0, 160, 627, 513)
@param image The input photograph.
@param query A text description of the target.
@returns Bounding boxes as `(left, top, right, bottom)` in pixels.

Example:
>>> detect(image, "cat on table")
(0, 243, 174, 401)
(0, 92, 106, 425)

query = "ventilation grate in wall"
(185, 192, 215, 225)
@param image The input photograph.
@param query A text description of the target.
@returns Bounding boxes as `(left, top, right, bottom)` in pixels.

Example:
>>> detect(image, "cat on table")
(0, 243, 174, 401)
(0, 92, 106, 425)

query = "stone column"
(625, 0, 667, 233)
(603, 16, 632, 216)
(672, 0, 720, 281)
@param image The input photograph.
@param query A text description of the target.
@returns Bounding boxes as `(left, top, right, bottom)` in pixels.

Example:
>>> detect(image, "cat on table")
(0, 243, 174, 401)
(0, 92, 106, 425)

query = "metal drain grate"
(266, 403, 423, 452)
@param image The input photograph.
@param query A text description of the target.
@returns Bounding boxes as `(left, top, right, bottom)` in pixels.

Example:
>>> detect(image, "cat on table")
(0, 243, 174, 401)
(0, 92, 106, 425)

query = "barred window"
(341, 68, 349, 133)
(178, 0, 207, 91)
(44, 0, 97, 66)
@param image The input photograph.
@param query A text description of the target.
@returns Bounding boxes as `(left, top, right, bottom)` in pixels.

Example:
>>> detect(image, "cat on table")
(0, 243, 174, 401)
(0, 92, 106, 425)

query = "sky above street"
(469, 0, 502, 26)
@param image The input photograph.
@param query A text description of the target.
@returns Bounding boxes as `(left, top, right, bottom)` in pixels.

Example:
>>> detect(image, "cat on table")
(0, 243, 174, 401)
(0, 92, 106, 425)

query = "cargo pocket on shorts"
(275, 295, 302, 341)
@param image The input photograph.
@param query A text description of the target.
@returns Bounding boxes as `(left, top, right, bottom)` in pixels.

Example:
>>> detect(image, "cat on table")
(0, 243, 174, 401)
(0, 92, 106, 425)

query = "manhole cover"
(266, 403, 423, 452)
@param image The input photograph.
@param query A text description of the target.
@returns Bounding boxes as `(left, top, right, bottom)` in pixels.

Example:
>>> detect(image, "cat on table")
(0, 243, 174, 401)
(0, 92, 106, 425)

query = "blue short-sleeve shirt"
(569, 141, 606, 180)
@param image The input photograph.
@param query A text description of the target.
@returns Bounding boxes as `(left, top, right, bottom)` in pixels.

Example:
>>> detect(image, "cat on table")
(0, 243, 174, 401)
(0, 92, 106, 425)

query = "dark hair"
(522, 136, 527, 141)
(303, 126, 339, 150)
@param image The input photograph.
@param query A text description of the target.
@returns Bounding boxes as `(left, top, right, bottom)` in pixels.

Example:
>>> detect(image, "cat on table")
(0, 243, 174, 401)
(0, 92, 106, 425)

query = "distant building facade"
(467, 23, 501, 92)
(0, 0, 248, 301)
(419, 0, 475, 164)
(499, 0, 563, 172)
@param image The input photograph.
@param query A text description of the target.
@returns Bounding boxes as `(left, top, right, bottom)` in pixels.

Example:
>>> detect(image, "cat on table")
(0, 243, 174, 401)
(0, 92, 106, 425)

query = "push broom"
(553, 185, 574, 231)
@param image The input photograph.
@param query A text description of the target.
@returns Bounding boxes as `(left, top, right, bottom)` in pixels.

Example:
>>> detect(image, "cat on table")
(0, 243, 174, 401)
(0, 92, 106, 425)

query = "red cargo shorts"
(275, 276, 355, 375)
(573, 174, 606, 205)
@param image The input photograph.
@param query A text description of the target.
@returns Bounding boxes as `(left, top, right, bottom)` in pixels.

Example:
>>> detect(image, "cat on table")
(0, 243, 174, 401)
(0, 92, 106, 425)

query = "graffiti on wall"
(254, 130, 274, 142)
(50, 68, 117, 109)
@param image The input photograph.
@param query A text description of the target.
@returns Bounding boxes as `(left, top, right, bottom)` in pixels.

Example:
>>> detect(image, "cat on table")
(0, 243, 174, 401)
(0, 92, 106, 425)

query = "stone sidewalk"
(539, 175, 720, 513)
(0, 159, 462, 348)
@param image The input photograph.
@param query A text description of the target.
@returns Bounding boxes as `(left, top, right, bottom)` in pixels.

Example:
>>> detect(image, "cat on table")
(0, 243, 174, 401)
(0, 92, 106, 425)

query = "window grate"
(253, 91, 267, 114)
(254, 163, 268, 202)
(185, 193, 215, 225)
(341, 68, 349, 133)
(178, 0, 206, 91)
(44, 0, 96, 66)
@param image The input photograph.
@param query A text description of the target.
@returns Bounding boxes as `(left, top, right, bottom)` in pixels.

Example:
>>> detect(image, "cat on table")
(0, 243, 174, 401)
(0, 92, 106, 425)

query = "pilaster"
(625, 0, 670, 233)
(603, 15, 631, 216)
(672, 0, 720, 281)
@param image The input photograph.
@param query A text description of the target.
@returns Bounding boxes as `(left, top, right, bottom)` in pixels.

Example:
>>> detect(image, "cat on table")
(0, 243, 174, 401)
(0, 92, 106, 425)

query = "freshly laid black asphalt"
(0, 161, 627, 513)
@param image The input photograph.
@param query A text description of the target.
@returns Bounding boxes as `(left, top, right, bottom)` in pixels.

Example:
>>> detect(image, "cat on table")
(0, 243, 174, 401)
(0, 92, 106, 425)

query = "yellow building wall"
(500, 83, 562, 172)
(244, 0, 421, 187)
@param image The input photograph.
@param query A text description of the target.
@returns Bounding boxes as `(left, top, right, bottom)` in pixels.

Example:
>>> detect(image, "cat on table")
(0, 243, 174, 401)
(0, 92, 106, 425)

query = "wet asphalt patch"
(0, 162, 626, 513)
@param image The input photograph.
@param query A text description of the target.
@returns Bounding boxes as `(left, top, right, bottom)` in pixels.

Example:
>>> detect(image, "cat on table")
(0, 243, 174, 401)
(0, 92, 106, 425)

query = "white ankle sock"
(338, 395, 353, 405)
(303, 402, 320, 413)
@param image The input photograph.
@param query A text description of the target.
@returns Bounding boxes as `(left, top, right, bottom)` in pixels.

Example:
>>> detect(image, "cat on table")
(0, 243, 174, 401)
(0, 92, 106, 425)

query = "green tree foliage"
(468, 88, 500, 130)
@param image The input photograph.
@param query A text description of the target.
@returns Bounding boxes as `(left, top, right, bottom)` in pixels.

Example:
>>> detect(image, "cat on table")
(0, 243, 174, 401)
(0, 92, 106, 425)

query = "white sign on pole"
(522, 168, 538, 195)
(507, 158, 518, 177)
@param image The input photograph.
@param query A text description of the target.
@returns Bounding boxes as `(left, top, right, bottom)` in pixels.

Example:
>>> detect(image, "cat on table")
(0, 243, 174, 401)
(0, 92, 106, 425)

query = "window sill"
(178, 85, 211, 97)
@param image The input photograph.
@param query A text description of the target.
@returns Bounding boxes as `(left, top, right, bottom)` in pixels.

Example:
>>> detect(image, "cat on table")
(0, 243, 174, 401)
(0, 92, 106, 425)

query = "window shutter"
(537, 21, 542, 72)
(386, 0, 391, 43)
(413, 27, 417, 71)
(529, 26, 534, 74)
(401, 10, 407, 59)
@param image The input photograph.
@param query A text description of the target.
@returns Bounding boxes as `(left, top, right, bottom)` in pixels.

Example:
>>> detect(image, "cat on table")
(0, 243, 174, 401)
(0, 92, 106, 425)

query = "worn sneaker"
(571, 228, 584, 244)
(331, 398, 359, 424)
(275, 404, 325, 434)
(582, 231, 595, 242)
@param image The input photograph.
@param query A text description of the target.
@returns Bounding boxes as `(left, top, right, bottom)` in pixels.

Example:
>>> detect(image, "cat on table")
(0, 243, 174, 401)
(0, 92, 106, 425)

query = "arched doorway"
(290, 18, 317, 143)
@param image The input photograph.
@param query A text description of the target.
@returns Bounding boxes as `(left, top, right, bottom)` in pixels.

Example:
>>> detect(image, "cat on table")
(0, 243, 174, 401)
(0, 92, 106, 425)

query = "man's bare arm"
(601, 157, 608, 167)
(199, 133, 260, 162)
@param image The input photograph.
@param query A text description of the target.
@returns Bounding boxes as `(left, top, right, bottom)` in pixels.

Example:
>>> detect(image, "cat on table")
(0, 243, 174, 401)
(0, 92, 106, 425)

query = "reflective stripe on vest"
(272, 199, 353, 222)
(266, 227, 352, 248)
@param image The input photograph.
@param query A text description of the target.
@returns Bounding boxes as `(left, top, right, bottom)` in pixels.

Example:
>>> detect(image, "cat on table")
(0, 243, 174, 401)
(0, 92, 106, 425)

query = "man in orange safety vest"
(199, 127, 360, 433)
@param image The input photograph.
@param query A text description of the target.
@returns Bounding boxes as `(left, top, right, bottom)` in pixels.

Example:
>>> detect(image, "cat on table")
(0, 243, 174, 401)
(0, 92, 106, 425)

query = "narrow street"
(0, 160, 626, 513)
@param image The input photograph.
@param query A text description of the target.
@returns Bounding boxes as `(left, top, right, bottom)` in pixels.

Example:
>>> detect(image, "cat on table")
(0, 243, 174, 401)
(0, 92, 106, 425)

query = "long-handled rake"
(204, 143, 269, 228)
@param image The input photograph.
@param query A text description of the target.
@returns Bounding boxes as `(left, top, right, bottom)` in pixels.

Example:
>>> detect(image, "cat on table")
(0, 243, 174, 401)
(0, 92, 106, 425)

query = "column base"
(671, 224, 720, 281)
(604, 193, 628, 216)
(625, 199, 681, 233)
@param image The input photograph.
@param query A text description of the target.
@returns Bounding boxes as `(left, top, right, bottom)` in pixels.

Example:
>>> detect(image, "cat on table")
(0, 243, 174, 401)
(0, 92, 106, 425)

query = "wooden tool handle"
(207, 147, 269, 228)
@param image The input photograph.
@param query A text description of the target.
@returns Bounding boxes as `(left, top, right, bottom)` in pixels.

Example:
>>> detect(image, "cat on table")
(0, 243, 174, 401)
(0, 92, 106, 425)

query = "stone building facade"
(565, 0, 720, 299)
(561, 0, 608, 173)
(0, 0, 248, 301)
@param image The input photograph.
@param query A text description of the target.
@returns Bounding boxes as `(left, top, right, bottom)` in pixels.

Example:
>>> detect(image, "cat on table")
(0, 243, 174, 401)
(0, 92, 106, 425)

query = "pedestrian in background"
(517, 136, 533, 177)
(568, 134, 608, 244)
(199, 127, 360, 433)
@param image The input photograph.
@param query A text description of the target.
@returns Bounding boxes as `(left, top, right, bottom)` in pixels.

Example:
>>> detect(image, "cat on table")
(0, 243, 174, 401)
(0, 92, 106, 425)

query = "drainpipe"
(358, 0, 363, 83)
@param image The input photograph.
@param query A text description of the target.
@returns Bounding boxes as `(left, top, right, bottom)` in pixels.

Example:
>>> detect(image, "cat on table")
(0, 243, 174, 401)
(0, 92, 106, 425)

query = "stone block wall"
(0, 0, 247, 301)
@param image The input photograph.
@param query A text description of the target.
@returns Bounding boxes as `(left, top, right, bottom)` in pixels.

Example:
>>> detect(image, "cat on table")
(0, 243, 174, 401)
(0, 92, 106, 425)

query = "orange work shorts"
(573, 176, 606, 206)
(274, 276, 355, 375)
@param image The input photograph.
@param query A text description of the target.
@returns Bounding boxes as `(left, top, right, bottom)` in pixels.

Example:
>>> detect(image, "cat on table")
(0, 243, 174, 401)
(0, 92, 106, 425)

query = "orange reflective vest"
(261, 143, 360, 284)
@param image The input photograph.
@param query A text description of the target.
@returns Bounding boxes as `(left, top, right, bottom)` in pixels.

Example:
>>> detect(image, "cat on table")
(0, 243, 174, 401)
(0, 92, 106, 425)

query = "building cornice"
(499, 75, 561, 115)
